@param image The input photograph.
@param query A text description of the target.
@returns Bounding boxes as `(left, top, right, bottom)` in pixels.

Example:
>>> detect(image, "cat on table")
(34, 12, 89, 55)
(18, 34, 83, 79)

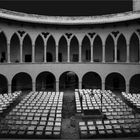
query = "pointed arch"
(47, 35, 56, 62)
(35, 35, 44, 62)
(93, 35, 102, 62)
(82, 35, 91, 62)
(70, 36, 79, 62)
(10, 33, 20, 63)
(130, 33, 139, 62)
(58, 36, 67, 62)
(105, 34, 115, 62)
(23, 34, 32, 62)
(117, 34, 127, 62)
(0, 32, 7, 63)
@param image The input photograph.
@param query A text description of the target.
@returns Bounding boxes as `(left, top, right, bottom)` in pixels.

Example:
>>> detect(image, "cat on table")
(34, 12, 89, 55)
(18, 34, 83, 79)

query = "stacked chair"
(0, 91, 21, 114)
(122, 92, 140, 110)
(0, 91, 63, 139)
(75, 89, 140, 138)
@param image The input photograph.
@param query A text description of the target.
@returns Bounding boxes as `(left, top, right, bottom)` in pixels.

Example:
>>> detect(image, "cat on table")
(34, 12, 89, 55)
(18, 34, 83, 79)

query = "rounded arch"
(0, 32, 7, 63)
(0, 74, 8, 94)
(12, 72, 32, 92)
(105, 34, 115, 62)
(117, 34, 127, 62)
(82, 72, 102, 89)
(36, 71, 56, 91)
(93, 35, 102, 62)
(58, 36, 67, 62)
(23, 34, 32, 62)
(10, 33, 20, 63)
(130, 74, 140, 93)
(47, 35, 56, 62)
(130, 33, 139, 62)
(105, 72, 126, 92)
(82, 35, 91, 62)
(70, 36, 79, 62)
(59, 71, 79, 91)
(35, 35, 44, 62)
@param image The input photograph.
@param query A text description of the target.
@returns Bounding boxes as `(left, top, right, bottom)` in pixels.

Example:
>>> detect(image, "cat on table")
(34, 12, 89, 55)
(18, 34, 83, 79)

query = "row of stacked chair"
(79, 119, 140, 138)
(0, 91, 63, 138)
(122, 92, 140, 110)
(0, 91, 21, 114)
(75, 89, 140, 138)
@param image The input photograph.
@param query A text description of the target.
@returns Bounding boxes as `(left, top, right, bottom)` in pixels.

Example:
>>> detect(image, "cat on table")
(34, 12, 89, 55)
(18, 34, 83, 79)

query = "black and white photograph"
(0, 0, 140, 139)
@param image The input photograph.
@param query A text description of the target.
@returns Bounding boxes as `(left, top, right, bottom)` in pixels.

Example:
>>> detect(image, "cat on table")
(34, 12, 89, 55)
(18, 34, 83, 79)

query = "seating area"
(0, 91, 63, 138)
(75, 89, 140, 138)
(0, 91, 21, 114)
(122, 92, 140, 110)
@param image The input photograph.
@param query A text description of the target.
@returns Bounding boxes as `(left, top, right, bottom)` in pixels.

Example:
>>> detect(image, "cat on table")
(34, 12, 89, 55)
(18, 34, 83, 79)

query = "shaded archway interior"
(105, 73, 126, 92)
(82, 72, 102, 89)
(36, 72, 56, 91)
(130, 74, 140, 93)
(12, 72, 32, 92)
(59, 71, 79, 91)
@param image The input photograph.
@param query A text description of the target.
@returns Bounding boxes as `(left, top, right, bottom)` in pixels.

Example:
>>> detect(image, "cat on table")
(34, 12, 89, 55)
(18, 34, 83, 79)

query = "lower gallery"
(0, 7, 140, 139)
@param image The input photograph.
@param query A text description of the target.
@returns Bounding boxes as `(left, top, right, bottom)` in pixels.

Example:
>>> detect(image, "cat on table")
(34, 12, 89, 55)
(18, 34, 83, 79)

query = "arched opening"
(0, 32, 7, 63)
(130, 74, 140, 93)
(82, 72, 101, 89)
(47, 36, 56, 62)
(117, 34, 127, 62)
(105, 73, 126, 92)
(12, 72, 32, 92)
(59, 71, 79, 91)
(35, 35, 44, 62)
(58, 36, 67, 62)
(130, 33, 139, 62)
(93, 35, 102, 62)
(23, 34, 32, 62)
(70, 36, 79, 62)
(0, 74, 8, 94)
(105, 35, 115, 62)
(82, 36, 91, 62)
(10, 33, 20, 63)
(36, 72, 56, 91)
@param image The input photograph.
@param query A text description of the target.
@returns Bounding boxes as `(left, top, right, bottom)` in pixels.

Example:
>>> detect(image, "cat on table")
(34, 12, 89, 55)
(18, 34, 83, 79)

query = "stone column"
(102, 82, 105, 91)
(8, 83, 11, 93)
(56, 44, 58, 62)
(67, 41, 70, 62)
(126, 83, 129, 93)
(32, 81, 36, 92)
(126, 43, 130, 63)
(139, 42, 140, 63)
(56, 81, 59, 92)
(44, 41, 47, 63)
(79, 43, 82, 62)
(90, 41, 93, 62)
(20, 40, 23, 63)
(102, 44, 105, 63)
(114, 41, 117, 63)
(7, 42, 10, 63)
(79, 81, 82, 89)
(32, 43, 35, 63)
